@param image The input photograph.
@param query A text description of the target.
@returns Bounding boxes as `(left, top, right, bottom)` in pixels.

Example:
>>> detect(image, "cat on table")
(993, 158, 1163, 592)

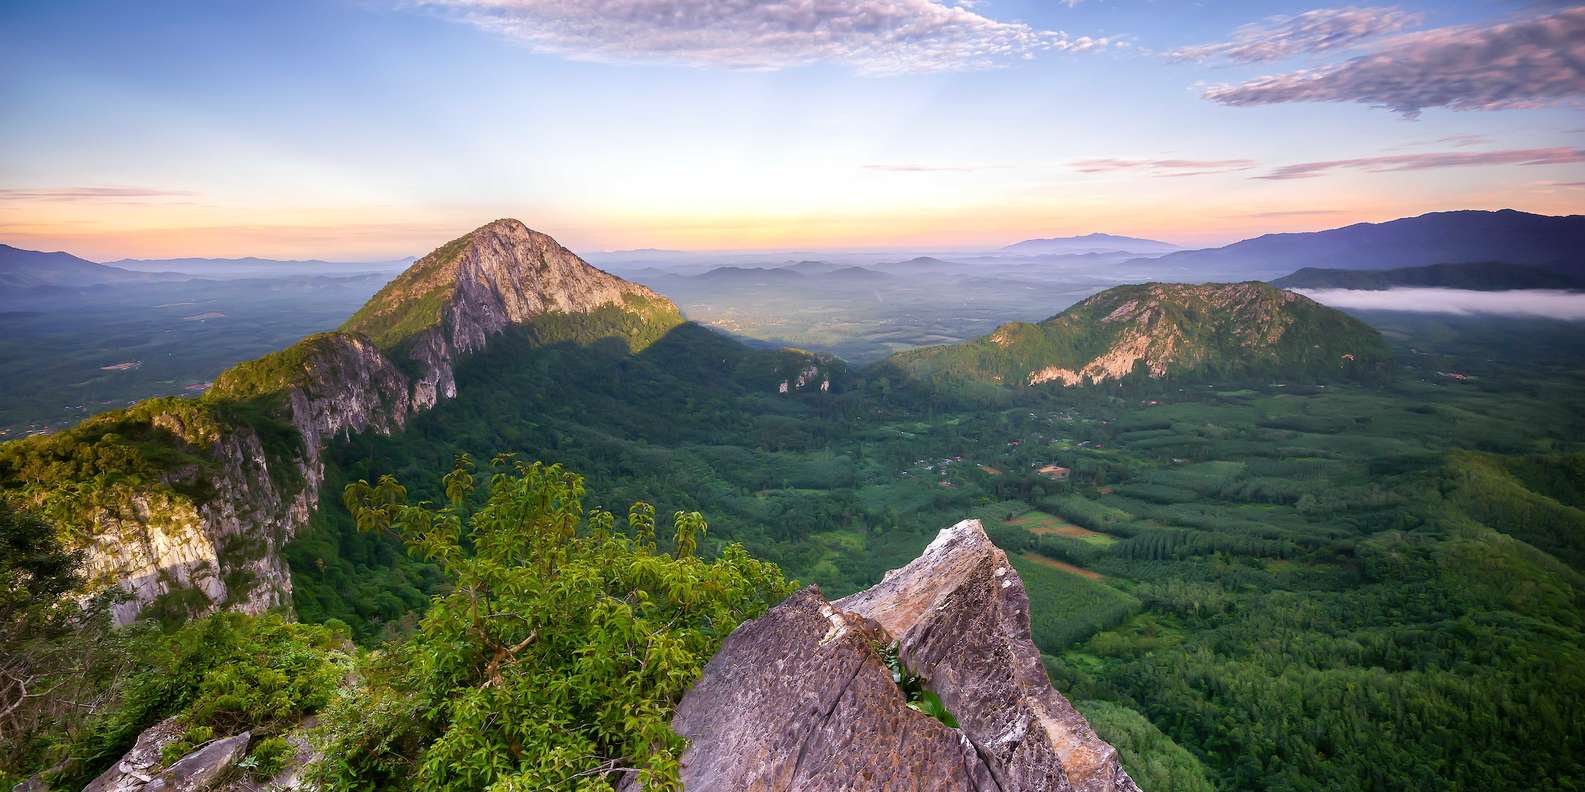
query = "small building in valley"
(1037, 464, 1071, 481)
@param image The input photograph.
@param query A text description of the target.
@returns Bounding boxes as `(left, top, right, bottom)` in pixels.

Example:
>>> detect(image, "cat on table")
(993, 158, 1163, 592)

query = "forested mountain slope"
(0, 220, 694, 623)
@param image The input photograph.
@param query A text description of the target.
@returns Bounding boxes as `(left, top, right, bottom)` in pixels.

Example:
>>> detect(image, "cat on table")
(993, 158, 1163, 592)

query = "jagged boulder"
(79, 719, 253, 792)
(141, 732, 249, 792)
(673, 588, 998, 791)
(838, 520, 1138, 792)
(675, 519, 1139, 792)
(81, 717, 185, 792)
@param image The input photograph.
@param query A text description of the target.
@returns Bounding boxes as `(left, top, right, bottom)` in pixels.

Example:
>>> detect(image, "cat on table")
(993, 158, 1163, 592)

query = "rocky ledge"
(673, 519, 1139, 792)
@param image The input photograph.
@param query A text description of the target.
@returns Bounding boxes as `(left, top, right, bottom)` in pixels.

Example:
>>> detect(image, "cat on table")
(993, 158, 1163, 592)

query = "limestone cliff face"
(72, 419, 307, 624)
(8, 220, 685, 624)
(100, 332, 418, 623)
(674, 520, 1140, 792)
(270, 333, 415, 449)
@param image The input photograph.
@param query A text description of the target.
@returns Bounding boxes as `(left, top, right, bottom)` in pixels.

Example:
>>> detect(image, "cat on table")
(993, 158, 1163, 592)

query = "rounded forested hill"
(886, 282, 1390, 389)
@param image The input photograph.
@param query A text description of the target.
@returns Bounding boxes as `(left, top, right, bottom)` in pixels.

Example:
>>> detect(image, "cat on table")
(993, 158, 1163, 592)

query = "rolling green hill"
(886, 282, 1389, 390)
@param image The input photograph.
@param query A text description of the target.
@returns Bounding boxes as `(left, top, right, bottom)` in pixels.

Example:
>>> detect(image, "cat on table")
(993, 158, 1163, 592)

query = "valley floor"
(288, 312, 1585, 791)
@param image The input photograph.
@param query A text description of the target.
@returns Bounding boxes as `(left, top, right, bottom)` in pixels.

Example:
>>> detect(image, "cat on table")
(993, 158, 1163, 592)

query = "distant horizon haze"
(9, 205, 1583, 266)
(3, 1, 1582, 260)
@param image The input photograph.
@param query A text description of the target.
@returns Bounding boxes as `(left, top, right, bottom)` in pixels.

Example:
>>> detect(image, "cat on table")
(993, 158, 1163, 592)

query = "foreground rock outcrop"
(78, 719, 251, 792)
(59, 717, 317, 792)
(674, 519, 1140, 792)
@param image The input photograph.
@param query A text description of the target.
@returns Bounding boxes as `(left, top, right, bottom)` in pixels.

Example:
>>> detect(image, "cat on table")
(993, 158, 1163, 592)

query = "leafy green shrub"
(159, 725, 213, 767)
(878, 641, 959, 728)
(240, 735, 293, 781)
(58, 613, 348, 788)
(0, 501, 152, 784)
(313, 456, 793, 791)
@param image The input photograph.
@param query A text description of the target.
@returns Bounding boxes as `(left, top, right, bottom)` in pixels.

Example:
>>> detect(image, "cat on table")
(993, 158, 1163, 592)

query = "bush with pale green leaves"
(312, 456, 794, 791)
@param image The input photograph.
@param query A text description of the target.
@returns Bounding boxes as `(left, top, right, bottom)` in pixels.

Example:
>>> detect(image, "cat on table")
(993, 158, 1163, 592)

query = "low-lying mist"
(1296, 288, 1585, 321)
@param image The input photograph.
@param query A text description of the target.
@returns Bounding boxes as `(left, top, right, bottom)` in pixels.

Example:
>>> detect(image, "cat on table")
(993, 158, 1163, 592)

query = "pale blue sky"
(1, 0, 1581, 259)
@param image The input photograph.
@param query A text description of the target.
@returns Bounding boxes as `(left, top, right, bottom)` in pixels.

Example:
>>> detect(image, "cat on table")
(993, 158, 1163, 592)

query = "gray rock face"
(674, 588, 998, 791)
(142, 732, 249, 792)
(83, 720, 254, 792)
(675, 520, 1140, 792)
(81, 717, 185, 792)
(838, 519, 1139, 792)
(87, 335, 409, 624)
(214, 728, 319, 792)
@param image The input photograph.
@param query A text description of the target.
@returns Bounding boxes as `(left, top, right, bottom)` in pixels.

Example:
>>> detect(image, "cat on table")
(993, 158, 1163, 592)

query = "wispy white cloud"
(1171, 6, 1419, 63)
(1385, 134, 1494, 150)
(863, 163, 983, 172)
(1203, 7, 1585, 117)
(0, 186, 199, 202)
(1297, 287, 1585, 320)
(1435, 134, 1493, 148)
(416, 0, 1110, 75)
(1256, 146, 1585, 179)
(1071, 158, 1257, 177)
(1239, 209, 1350, 218)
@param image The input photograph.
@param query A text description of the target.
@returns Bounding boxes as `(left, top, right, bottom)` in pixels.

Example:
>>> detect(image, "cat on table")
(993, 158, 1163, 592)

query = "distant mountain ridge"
(888, 282, 1388, 389)
(777, 260, 842, 274)
(826, 265, 891, 281)
(1003, 233, 1178, 255)
(109, 256, 415, 278)
(878, 256, 958, 270)
(1274, 261, 1585, 291)
(0, 244, 181, 289)
(1149, 209, 1585, 277)
(690, 266, 808, 285)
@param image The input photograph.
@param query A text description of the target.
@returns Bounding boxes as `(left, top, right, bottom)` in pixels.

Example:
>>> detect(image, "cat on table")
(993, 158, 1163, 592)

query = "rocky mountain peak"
(342, 218, 670, 352)
(340, 219, 681, 410)
(452, 218, 667, 321)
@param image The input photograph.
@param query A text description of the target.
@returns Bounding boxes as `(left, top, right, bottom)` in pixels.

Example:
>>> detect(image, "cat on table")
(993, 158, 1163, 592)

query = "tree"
(1, 503, 96, 767)
(316, 457, 794, 791)
(0, 503, 144, 786)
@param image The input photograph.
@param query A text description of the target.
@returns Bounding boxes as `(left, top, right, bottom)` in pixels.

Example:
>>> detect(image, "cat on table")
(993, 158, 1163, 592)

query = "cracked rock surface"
(675, 519, 1140, 792)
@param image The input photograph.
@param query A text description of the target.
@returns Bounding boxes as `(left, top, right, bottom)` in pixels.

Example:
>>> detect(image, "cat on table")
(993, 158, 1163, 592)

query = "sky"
(1, 0, 1582, 261)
